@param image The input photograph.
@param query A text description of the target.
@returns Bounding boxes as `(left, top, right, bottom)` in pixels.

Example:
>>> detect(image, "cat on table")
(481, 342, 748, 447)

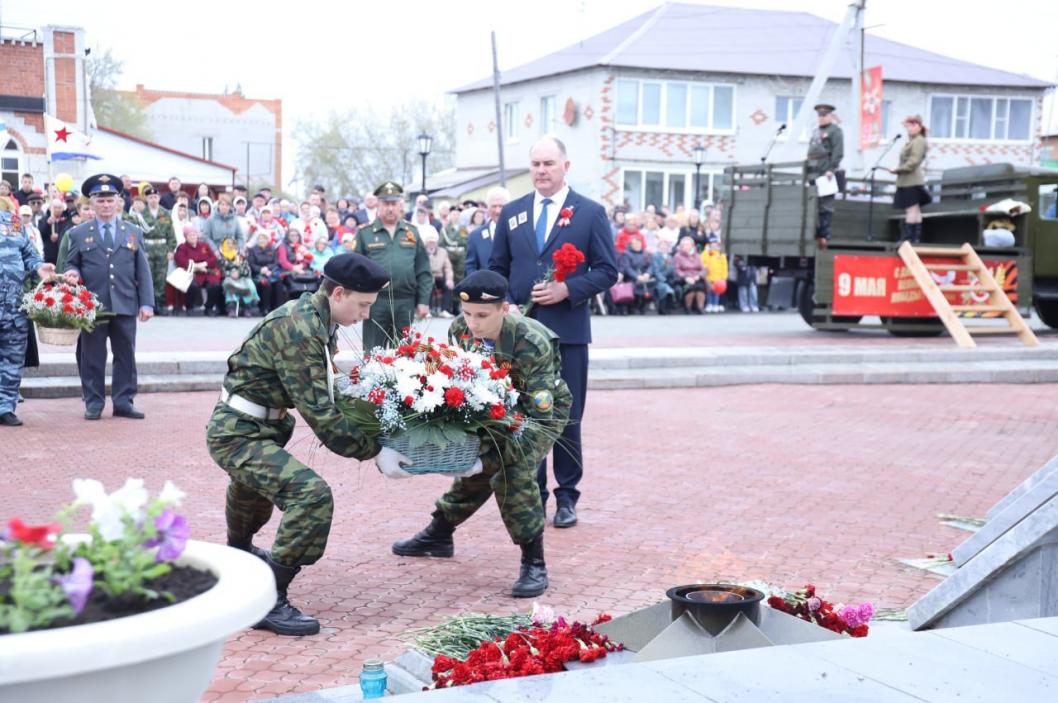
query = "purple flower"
(144, 510, 190, 562)
(858, 602, 874, 623)
(807, 597, 822, 612)
(55, 557, 94, 615)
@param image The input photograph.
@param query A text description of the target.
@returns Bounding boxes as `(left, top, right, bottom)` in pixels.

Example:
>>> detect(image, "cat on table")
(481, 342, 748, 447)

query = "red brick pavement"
(5, 386, 1058, 701)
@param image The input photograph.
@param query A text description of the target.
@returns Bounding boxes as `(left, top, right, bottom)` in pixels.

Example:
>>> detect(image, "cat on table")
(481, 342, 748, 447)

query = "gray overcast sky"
(3, 0, 1056, 186)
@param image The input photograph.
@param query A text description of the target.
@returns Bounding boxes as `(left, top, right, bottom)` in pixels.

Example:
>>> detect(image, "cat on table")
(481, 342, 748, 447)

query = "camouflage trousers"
(146, 245, 169, 306)
(206, 403, 333, 567)
(0, 310, 28, 415)
(435, 446, 545, 545)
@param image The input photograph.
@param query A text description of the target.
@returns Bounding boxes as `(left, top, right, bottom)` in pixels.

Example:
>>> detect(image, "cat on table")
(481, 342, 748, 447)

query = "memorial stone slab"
(986, 454, 1058, 520)
(908, 495, 1058, 630)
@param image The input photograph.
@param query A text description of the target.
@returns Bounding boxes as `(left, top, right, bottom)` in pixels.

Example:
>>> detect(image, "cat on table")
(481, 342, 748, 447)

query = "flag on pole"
(45, 114, 101, 161)
(860, 66, 884, 150)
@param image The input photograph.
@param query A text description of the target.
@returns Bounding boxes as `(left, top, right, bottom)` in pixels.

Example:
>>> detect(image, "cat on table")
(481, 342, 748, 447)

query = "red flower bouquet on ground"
(767, 583, 873, 637)
(521, 242, 586, 316)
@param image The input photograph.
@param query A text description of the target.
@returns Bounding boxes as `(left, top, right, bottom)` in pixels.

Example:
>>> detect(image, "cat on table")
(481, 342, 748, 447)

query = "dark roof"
(453, 3, 1051, 93)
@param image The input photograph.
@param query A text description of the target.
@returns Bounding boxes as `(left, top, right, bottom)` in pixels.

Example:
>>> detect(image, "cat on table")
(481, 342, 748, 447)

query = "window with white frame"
(540, 96, 555, 134)
(622, 168, 718, 211)
(929, 95, 1033, 141)
(615, 79, 736, 132)
(773, 96, 810, 140)
(503, 102, 519, 142)
(2, 138, 22, 190)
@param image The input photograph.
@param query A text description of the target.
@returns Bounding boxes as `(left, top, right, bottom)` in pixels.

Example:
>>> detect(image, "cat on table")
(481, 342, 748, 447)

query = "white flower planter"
(0, 540, 275, 703)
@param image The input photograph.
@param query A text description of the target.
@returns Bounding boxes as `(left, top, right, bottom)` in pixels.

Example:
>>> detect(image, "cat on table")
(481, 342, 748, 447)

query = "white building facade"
(452, 4, 1050, 210)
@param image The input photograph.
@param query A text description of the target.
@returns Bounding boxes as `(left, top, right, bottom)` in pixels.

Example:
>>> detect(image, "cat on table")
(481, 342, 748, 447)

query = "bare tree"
(293, 100, 455, 198)
(86, 48, 152, 139)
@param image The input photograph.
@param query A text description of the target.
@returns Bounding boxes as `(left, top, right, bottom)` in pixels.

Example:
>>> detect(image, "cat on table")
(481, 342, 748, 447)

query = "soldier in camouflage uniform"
(439, 210, 468, 309)
(0, 206, 57, 427)
(353, 181, 432, 350)
(206, 252, 401, 636)
(135, 186, 176, 314)
(392, 270, 572, 598)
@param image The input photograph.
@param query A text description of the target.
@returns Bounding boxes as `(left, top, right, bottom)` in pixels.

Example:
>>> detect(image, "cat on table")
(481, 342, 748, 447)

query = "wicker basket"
(37, 325, 81, 347)
(381, 432, 481, 475)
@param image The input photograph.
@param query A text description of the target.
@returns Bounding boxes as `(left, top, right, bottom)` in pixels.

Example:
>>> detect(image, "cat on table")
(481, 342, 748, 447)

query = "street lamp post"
(417, 132, 433, 196)
(692, 143, 706, 211)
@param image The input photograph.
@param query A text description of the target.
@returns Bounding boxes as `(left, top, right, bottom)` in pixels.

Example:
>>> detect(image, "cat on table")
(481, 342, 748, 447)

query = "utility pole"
(851, 0, 866, 172)
(491, 31, 506, 187)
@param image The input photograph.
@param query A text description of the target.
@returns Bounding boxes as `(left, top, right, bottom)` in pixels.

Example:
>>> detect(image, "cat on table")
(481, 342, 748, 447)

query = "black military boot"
(254, 557, 320, 636)
(511, 534, 548, 598)
(392, 511, 455, 557)
(910, 223, 923, 244)
(897, 221, 911, 243)
(228, 538, 271, 562)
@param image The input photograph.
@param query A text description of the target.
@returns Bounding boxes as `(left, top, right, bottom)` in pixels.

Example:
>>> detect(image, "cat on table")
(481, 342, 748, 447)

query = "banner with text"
(831, 255, 1018, 317)
(860, 66, 883, 150)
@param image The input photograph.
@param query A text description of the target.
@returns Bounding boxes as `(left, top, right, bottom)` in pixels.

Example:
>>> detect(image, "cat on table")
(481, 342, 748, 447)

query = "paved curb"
(21, 345, 1058, 398)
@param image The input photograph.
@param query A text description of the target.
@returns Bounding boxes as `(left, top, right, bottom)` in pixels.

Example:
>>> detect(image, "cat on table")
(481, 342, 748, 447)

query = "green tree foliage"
(294, 100, 455, 198)
(86, 48, 152, 140)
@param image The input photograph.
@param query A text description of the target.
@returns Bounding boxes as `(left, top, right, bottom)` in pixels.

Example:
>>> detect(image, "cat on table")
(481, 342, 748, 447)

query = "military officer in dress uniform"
(206, 253, 412, 636)
(62, 174, 154, 420)
(135, 185, 177, 314)
(392, 270, 572, 598)
(353, 182, 432, 350)
(806, 103, 844, 248)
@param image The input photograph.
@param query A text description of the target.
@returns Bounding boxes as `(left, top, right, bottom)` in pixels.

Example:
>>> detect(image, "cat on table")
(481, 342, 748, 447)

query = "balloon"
(711, 279, 728, 295)
(55, 173, 74, 193)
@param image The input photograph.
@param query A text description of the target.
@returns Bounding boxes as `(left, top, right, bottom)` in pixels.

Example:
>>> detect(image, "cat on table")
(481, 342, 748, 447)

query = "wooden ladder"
(897, 242, 1038, 349)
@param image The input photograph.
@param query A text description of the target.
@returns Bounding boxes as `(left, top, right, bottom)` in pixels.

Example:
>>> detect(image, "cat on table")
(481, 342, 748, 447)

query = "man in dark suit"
(465, 186, 510, 276)
(62, 174, 154, 420)
(488, 136, 618, 528)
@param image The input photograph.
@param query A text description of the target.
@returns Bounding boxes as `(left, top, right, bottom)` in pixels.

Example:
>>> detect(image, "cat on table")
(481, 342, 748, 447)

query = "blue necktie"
(535, 198, 552, 252)
(103, 223, 114, 250)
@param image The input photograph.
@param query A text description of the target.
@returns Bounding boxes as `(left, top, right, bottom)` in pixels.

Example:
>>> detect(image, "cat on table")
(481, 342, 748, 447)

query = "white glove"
(451, 458, 484, 479)
(376, 447, 414, 479)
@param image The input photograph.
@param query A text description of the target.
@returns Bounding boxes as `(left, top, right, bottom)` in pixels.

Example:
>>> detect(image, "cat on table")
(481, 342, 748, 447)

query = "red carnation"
(552, 243, 585, 283)
(489, 404, 506, 420)
(33, 292, 44, 301)
(61, 293, 74, 303)
(367, 388, 386, 405)
(444, 387, 465, 407)
(62, 303, 75, 314)
(44, 297, 55, 307)
(403, 395, 415, 406)
(85, 301, 94, 311)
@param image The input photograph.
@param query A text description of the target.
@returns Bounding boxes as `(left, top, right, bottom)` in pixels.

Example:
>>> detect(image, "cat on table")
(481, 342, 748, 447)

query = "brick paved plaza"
(6, 381, 1057, 701)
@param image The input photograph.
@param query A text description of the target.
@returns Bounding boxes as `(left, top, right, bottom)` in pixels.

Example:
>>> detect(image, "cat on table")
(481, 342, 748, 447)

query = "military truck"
(721, 162, 1058, 335)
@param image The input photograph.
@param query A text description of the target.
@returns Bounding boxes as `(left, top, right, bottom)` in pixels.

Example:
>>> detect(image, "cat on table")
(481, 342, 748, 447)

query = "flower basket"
(36, 325, 81, 347)
(382, 431, 480, 475)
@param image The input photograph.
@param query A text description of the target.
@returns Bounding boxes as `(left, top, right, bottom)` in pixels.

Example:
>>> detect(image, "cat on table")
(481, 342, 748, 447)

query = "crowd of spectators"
(5, 171, 769, 320)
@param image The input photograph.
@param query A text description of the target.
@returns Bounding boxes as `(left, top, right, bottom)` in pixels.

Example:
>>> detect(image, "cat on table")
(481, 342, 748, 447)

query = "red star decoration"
(54, 127, 70, 142)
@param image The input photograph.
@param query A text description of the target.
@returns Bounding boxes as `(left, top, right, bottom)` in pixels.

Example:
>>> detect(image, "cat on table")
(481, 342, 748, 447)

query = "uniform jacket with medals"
(806, 122, 844, 179)
(64, 218, 155, 315)
(353, 219, 432, 306)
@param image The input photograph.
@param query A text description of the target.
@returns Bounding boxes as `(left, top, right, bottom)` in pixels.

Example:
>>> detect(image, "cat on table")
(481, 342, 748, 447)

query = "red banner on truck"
(831, 255, 1017, 317)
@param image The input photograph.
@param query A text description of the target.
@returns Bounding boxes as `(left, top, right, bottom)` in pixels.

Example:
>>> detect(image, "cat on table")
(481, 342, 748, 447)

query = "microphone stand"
(759, 124, 786, 174)
(866, 135, 902, 242)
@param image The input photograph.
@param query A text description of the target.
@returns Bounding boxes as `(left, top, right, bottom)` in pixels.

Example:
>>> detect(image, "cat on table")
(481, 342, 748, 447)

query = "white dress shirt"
(486, 220, 495, 238)
(533, 185, 569, 244)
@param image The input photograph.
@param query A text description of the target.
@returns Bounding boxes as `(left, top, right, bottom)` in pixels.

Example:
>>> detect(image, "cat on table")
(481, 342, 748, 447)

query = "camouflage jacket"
(449, 314, 571, 467)
(135, 207, 177, 249)
(0, 212, 42, 312)
(219, 289, 380, 459)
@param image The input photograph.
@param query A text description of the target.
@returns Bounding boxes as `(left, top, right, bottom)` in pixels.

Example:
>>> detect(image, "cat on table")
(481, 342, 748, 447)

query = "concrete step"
(21, 358, 1058, 399)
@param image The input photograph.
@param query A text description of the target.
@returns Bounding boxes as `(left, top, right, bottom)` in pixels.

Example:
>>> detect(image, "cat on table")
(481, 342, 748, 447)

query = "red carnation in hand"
(552, 243, 585, 283)
(489, 403, 506, 420)
(444, 387, 465, 408)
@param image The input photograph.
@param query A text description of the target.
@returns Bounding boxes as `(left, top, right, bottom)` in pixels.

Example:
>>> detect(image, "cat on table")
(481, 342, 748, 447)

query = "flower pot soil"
(0, 565, 217, 634)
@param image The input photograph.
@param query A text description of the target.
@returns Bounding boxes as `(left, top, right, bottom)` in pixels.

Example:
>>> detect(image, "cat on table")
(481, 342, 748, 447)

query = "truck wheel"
(798, 282, 861, 329)
(882, 317, 945, 337)
(1034, 299, 1058, 329)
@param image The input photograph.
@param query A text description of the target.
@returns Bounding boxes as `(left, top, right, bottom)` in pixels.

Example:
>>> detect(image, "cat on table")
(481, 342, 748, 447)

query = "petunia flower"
(144, 510, 190, 562)
(54, 557, 94, 615)
(6, 518, 62, 550)
(158, 480, 185, 507)
(73, 478, 149, 541)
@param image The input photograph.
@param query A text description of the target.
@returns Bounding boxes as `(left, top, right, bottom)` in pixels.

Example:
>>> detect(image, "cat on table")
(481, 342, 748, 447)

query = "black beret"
(323, 252, 390, 293)
(455, 270, 508, 303)
(143, 185, 158, 196)
(81, 173, 124, 197)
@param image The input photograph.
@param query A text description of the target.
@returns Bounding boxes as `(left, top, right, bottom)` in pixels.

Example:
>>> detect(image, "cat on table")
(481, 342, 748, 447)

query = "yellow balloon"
(55, 173, 74, 193)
